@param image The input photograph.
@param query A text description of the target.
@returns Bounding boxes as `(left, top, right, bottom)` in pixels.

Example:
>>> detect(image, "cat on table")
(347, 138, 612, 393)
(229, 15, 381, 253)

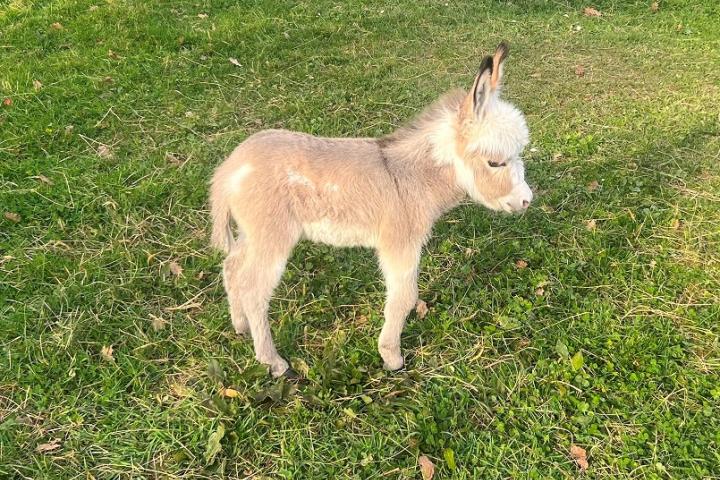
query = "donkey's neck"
(378, 92, 467, 222)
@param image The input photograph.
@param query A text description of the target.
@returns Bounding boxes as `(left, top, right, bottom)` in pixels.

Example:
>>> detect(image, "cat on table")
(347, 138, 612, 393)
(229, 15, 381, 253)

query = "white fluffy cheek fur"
(454, 160, 496, 209)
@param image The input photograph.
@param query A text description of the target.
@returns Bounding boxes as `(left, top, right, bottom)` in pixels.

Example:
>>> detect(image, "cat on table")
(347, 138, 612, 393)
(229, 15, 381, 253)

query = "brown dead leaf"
(36, 438, 62, 453)
(585, 219, 597, 231)
(670, 218, 680, 229)
(170, 382, 192, 398)
(583, 7, 602, 17)
(515, 259, 528, 269)
(169, 261, 183, 277)
(97, 144, 113, 159)
(33, 80, 43, 91)
(535, 287, 545, 296)
(570, 444, 589, 472)
(149, 314, 166, 331)
(165, 152, 182, 165)
(37, 174, 54, 185)
(108, 49, 119, 59)
(4, 212, 21, 223)
(229, 57, 242, 67)
(2, 98, 12, 106)
(587, 180, 600, 191)
(575, 65, 586, 77)
(650, 2, 659, 12)
(220, 388, 241, 398)
(101, 345, 114, 361)
(50, 22, 64, 30)
(418, 455, 435, 480)
(415, 300, 429, 319)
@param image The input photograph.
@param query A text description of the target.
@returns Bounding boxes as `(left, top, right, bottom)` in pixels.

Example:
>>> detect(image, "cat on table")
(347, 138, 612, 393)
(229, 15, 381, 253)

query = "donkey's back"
(209, 129, 398, 253)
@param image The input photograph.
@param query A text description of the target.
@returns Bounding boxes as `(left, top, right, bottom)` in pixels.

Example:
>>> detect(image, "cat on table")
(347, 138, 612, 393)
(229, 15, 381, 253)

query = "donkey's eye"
(488, 160, 507, 168)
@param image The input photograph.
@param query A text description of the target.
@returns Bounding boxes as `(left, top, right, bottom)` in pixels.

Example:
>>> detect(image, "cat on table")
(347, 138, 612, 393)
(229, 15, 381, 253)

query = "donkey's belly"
(302, 218, 376, 248)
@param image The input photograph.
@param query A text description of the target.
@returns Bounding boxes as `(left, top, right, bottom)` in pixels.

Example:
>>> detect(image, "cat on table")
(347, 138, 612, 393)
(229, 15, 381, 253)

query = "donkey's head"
(454, 42, 532, 213)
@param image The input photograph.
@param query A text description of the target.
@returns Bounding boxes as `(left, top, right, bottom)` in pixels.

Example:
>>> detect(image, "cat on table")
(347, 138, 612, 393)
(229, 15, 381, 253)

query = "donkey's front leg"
(377, 247, 420, 371)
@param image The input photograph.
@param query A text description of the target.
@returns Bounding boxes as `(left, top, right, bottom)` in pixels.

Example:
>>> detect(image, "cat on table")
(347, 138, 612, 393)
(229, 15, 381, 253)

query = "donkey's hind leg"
(223, 250, 249, 334)
(239, 232, 299, 377)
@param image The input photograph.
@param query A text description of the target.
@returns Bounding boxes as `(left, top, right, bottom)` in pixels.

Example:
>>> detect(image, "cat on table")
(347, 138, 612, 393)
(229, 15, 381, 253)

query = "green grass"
(2, 0, 720, 478)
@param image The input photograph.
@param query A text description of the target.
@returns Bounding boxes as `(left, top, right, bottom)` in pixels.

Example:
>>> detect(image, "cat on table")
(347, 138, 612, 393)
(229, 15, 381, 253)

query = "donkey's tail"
(209, 175, 235, 253)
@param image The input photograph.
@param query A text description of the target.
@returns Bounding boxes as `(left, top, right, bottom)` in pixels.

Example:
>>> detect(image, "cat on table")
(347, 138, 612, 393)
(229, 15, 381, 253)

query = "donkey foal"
(209, 43, 533, 377)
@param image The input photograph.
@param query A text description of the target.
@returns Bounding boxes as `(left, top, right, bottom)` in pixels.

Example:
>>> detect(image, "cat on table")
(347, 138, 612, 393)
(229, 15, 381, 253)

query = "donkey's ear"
(490, 41, 509, 90)
(465, 55, 493, 119)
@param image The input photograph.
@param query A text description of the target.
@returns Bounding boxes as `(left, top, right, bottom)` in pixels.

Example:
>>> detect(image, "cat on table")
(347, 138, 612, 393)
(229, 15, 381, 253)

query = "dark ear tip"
(496, 41, 509, 60)
(479, 55, 493, 74)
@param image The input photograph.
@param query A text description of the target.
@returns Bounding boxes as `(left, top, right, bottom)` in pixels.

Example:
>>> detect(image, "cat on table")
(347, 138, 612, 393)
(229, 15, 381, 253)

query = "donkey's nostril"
(522, 199, 530, 208)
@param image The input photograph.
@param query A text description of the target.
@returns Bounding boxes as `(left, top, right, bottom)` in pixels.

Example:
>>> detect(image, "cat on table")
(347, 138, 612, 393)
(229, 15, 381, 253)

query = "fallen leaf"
(204, 423, 225, 464)
(650, 2, 659, 12)
(290, 358, 310, 377)
(583, 7, 602, 16)
(229, 57, 242, 67)
(165, 152, 182, 165)
(535, 287, 545, 296)
(575, 65, 586, 77)
(464, 247, 473, 257)
(415, 299, 429, 319)
(50, 22, 64, 30)
(571, 350, 584, 371)
(37, 175, 54, 185)
(4, 212, 21, 223)
(587, 180, 600, 191)
(36, 438, 61, 453)
(169, 261, 183, 277)
(170, 382, 193, 398)
(97, 144, 113, 158)
(670, 218, 680, 229)
(89, 5, 99, 11)
(555, 339, 570, 358)
(108, 49, 119, 59)
(585, 219, 597, 231)
(33, 80, 43, 90)
(101, 345, 114, 361)
(570, 444, 589, 472)
(418, 455, 435, 480)
(65, 125, 74, 134)
(197, 13, 208, 18)
(515, 259, 528, 269)
(443, 448, 457, 471)
(2, 98, 12, 106)
(220, 388, 241, 398)
(149, 314, 166, 331)
(552, 152, 563, 161)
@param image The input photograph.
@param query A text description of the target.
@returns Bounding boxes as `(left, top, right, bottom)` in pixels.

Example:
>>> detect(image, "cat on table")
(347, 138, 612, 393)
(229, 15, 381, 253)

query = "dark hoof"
(282, 368, 302, 381)
(383, 361, 405, 372)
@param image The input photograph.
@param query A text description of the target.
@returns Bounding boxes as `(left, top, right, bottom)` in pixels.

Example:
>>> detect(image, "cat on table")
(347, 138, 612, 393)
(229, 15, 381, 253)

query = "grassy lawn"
(2, 0, 720, 478)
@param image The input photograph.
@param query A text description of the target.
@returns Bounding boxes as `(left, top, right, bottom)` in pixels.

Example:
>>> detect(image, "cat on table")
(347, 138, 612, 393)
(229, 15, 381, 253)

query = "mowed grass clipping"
(1, 0, 719, 478)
